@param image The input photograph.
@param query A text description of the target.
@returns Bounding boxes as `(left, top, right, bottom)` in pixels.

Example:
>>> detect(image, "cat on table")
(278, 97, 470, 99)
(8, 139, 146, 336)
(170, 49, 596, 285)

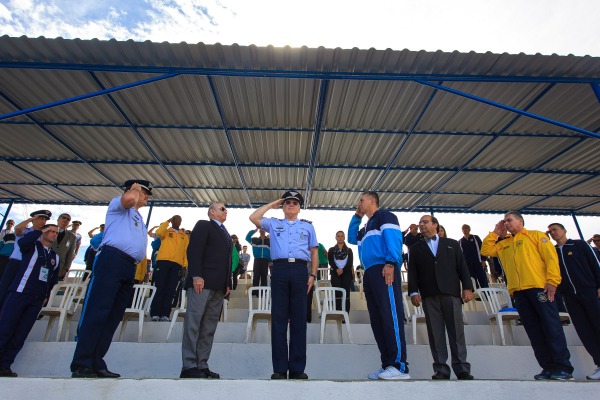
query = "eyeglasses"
(284, 200, 299, 206)
(219, 207, 227, 212)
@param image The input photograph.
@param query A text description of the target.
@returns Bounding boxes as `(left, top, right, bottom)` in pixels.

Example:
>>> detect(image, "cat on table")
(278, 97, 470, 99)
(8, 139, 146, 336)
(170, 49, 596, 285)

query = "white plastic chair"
(315, 287, 352, 344)
(220, 298, 228, 321)
(406, 295, 427, 345)
(65, 269, 90, 284)
(119, 284, 156, 342)
(244, 286, 271, 343)
(166, 289, 187, 342)
(317, 267, 329, 281)
(476, 287, 520, 345)
(38, 283, 80, 341)
(355, 269, 364, 298)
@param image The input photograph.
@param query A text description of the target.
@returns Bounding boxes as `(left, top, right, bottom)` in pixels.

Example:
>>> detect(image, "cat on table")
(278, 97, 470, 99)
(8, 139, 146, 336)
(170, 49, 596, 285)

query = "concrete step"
(4, 378, 599, 400)
(11, 341, 598, 381)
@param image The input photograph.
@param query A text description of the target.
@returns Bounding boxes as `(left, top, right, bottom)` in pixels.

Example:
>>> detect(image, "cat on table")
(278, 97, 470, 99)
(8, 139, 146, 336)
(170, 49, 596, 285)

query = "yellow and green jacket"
(155, 220, 189, 267)
(481, 228, 561, 295)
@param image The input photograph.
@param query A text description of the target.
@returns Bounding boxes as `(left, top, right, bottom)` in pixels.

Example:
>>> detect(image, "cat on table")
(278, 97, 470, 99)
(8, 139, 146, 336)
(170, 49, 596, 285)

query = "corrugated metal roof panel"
(309, 190, 359, 209)
(319, 132, 406, 166)
(242, 166, 306, 189)
(169, 165, 242, 187)
(1, 183, 77, 203)
(94, 164, 177, 187)
(529, 196, 596, 210)
(442, 172, 522, 193)
(499, 173, 589, 195)
(0, 124, 74, 159)
(0, 162, 43, 183)
(50, 125, 154, 161)
(377, 192, 428, 210)
(60, 185, 122, 203)
(378, 170, 455, 192)
(422, 193, 485, 207)
(543, 139, 600, 171)
(141, 128, 233, 163)
(324, 80, 433, 131)
(395, 134, 490, 168)
(471, 195, 546, 211)
(469, 136, 579, 169)
(314, 168, 382, 190)
(188, 188, 247, 206)
(560, 177, 600, 196)
(14, 161, 111, 185)
(231, 130, 312, 164)
(97, 73, 223, 126)
(213, 76, 319, 129)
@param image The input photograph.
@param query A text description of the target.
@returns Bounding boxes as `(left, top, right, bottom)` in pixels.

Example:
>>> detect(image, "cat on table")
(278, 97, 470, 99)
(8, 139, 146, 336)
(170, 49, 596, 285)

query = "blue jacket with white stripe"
(348, 210, 403, 270)
(9, 230, 60, 299)
(555, 239, 600, 295)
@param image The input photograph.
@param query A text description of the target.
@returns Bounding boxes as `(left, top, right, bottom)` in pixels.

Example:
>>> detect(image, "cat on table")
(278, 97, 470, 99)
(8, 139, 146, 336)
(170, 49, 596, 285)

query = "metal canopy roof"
(0, 36, 599, 215)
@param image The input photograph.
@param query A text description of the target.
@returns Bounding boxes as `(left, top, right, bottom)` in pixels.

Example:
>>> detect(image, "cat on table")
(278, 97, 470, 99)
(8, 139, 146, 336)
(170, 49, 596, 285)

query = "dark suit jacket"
(185, 219, 232, 292)
(53, 230, 77, 277)
(407, 237, 473, 299)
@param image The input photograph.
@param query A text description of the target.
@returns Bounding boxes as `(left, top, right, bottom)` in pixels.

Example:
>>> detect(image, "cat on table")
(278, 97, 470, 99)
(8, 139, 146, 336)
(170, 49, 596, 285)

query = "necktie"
(426, 235, 437, 242)
(219, 224, 232, 248)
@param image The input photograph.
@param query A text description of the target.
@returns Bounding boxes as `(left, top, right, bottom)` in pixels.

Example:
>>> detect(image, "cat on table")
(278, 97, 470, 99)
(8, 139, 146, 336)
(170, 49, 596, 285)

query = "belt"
(101, 245, 137, 265)
(273, 258, 308, 264)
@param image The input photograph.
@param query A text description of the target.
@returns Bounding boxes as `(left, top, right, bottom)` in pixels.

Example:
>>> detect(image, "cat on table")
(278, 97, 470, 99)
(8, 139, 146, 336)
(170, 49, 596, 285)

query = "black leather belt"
(101, 245, 137, 265)
(273, 258, 308, 264)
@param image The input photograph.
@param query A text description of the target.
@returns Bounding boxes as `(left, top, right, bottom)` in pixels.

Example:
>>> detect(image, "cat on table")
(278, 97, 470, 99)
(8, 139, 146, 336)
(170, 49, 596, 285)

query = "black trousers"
(252, 257, 270, 287)
(331, 268, 352, 312)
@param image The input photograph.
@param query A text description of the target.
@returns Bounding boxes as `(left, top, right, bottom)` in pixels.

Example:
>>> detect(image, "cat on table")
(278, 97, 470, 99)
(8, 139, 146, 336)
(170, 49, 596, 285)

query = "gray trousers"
(181, 288, 225, 370)
(422, 294, 470, 377)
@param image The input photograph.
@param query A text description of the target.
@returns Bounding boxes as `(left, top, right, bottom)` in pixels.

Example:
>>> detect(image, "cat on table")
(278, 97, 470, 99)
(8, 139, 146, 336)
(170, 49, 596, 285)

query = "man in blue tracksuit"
(245, 228, 272, 288)
(348, 191, 409, 380)
(0, 225, 60, 377)
(548, 223, 600, 380)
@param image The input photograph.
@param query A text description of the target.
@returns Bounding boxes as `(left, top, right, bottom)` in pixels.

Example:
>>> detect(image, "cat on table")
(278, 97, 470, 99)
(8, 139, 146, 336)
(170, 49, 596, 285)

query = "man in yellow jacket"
(481, 211, 573, 380)
(150, 215, 189, 321)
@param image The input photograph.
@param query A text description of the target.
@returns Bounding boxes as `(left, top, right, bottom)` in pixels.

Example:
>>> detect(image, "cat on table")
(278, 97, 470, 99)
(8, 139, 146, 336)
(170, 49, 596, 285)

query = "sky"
(0, 0, 599, 56)
(1, 1, 599, 266)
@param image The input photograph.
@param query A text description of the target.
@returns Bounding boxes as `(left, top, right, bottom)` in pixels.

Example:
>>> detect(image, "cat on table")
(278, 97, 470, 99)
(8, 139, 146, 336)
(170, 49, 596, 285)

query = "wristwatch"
(309, 273, 317, 279)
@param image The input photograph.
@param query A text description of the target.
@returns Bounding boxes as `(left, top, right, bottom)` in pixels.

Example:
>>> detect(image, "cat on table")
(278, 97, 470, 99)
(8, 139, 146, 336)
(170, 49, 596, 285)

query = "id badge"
(39, 267, 49, 282)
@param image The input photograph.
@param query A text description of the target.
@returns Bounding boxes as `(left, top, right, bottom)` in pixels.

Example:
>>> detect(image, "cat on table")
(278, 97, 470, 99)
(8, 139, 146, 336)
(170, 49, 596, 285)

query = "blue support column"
(146, 202, 154, 228)
(0, 200, 14, 229)
(570, 211, 585, 240)
(592, 83, 600, 104)
(305, 79, 329, 207)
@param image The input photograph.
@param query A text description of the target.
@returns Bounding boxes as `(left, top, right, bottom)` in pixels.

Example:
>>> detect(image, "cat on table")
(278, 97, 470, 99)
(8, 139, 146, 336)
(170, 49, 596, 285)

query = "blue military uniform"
(261, 215, 318, 376)
(0, 230, 59, 375)
(71, 181, 151, 376)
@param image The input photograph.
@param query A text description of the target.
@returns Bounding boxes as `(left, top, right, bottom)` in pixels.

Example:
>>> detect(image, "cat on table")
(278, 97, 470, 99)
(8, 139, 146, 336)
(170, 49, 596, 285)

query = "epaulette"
(300, 219, 313, 224)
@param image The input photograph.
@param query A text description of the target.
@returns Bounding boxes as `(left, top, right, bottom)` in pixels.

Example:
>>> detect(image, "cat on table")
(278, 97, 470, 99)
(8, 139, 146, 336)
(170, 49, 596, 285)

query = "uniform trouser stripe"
(387, 285, 403, 368)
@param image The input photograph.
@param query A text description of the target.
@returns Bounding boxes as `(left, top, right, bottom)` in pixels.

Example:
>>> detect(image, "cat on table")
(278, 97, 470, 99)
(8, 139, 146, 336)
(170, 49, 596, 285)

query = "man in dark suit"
(54, 213, 77, 279)
(180, 202, 232, 379)
(408, 215, 474, 380)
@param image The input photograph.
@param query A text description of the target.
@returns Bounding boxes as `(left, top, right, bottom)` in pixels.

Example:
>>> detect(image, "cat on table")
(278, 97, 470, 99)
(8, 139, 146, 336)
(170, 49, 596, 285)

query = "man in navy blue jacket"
(548, 223, 600, 380)
(0, 224, 60, 377)
(348, 191, 409, 380)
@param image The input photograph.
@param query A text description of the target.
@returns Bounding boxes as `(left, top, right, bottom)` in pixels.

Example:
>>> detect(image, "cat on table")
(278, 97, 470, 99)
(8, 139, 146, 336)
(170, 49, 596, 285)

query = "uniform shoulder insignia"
(300, 219, 313, 224)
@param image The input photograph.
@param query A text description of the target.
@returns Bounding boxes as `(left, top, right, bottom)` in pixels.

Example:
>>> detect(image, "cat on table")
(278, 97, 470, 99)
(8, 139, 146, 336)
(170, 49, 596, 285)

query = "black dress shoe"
(72, 367, 98, 378)
(289, 372, 308, 380)
(199, 368, 220, 379)
(180, 368, 207, 378)
(0, 367, 17, 377)
(432, 371, 450, 380)
(457, 371, 474, 380)
(95, 369, 121, 378)
(271, 372, 287, 379)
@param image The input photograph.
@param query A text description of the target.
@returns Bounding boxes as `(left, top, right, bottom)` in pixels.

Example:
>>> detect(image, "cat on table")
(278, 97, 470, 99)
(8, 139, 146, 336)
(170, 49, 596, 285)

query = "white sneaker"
(151, 316, 159, 322)
(587, 366, 600, 380)
(368, 368, 385, 380)
(159, 316, 170, 322)
(378, 366, 411, 380)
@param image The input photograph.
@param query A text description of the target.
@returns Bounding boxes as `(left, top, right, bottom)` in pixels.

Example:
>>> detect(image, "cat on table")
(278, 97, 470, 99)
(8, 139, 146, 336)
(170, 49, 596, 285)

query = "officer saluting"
(71, 180, 152, 378)
(249, 190, 318, 380)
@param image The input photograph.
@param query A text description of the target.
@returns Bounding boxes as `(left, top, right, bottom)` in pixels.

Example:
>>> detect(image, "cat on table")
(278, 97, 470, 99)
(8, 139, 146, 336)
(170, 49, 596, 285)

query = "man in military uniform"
(71, 180, 152, 378)
(249, 190, 318, 380)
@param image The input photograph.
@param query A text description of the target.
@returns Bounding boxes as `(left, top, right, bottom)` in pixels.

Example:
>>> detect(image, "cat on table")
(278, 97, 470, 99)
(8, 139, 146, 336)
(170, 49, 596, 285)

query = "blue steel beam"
(0, 184, 33, 203)
(570, 211, 585, 240)
(0, 200, 14, 228)
(592, 83, 600, 103)
(0, 120, 587, 139)
(0, 73, 178, 122)
(412, 83, 557, 211)
(146, 202, 154, 228)
(88, 72, 199, 207)
(2, 157, 599, 176)
(206, 76, 252, 207)
(305, 80, 329, 207)
(577, 198, 600, 212)
(372, 85, 439, 190)
(2, 61, 600, 84)
(416, 80, 599, 139)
